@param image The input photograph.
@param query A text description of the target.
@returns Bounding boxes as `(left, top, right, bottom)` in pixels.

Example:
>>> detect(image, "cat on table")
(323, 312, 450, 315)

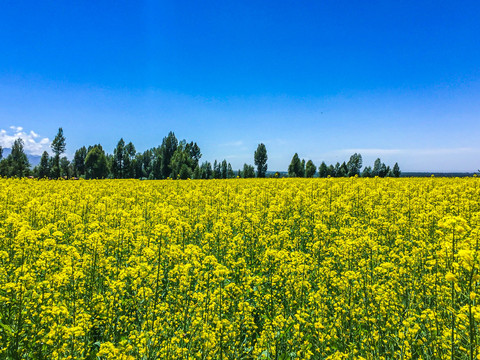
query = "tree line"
(287, 152, 401, 178)
(0, 128, 399, 179)
(0, 129, 269, 179)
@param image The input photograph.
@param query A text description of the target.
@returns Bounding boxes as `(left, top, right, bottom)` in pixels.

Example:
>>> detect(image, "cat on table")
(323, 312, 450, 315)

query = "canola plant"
(0, 177, 479, 359)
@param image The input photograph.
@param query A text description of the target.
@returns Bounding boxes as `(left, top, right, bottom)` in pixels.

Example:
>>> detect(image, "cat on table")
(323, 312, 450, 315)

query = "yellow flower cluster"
(0, 177, 479, 359)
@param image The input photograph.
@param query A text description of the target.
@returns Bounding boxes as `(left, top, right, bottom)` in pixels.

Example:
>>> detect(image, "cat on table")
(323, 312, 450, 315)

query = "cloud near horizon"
(0, 126, 51, 156)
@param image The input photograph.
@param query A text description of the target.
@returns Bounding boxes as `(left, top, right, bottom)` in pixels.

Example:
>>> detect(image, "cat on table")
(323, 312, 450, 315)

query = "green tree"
(213, 160, 221, 179)
(51, 128, 66, 178)
(305, 160, 316, 178)
(193, 165, 202, 179)
(393, 162, 401, 177)
(60, 157, 71, 178)
(254, 143, 268, 178)
(327, 164, 335, 177)
(361, 166, 373, 177)
(187, 142, 202, 168)
(379, 163, 388, 177)
(221, 160, 228, 179)
(227, 163, 235, 178)
(141, 149, 154, 179)
(151, 146, 163, 179)
(177, 164, 192, 179)
(288, 153, 303, 177)
(0, 159, 7, 176)
(169, 141, 196, 179)
(124, 142, 136, 178)
(333, 162, 340, 177)
(201, 161, 213, 179)
(0, 138, 31, 177)
(384, 165, 392, 177)
(112, 138, 125, 178)
(85, 145, 108, 179)
(242, 163, 255, 178)
(38, 151, 51, 178)
(300, 159, 306, 177)
(372, 158, 382, 177)
(347, 153, 363, 177)
(318, 161, 328, 178)
(338, 162, 348, 177)
(73, 146, 87, 178)
(133, 153, 145, 179)
(160, 132, 178, 179)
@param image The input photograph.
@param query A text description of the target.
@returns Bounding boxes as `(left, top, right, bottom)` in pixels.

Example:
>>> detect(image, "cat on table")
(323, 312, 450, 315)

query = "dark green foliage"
(254, 143, 268, 178)
(379, 163, 388, 177)
(84, 145, 108, 179)
(124, 142, 136, 178)
(288, 153, 303, 177)
(221, 160, 228, 179)
(368, 158, 396, 178)
(170, 141, 197, 179)
(213, 160, 221, 179)
(178, 163, 192, 179)
(111, 139, 136, 178)
(338, 162, 348, 177)
(227, 163, 235, 179)
(25, 129, 405, 181)
(372, 158, 382, 177)
(305, 160, 316, 178)
(140, 149, 154, 178)
(318, 161, 328, 178)
(37, 151, 51, 178)
(193, 165, 202, 179)
(327, 164, 335, 177)
(334, 162, 340, 177)
(51, 128, 66, 178)
(200, 161, 213, 179)
(60, 157, 71, 178)
(361, 166, 373, 178)
(393, 162, 401, 177)
(51, 128, 66, 156)
(385, 166, 392, 177)
(151, 147, 163, 179)
(300, 159, 306, 178)
(134, 153, 145, 178)
(160, 132, 178, 179)
(73, 146, 87, 178)
(0, 138, 31, 177)
(209, 159, 234, 179)
(347, 153, 363, 177)
(242, 164, 255, 178)
(187, 142, 202, 168)
(112, 138, 125, 178)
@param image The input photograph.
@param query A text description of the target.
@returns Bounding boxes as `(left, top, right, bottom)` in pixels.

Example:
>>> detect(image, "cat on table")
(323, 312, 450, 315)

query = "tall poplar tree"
(305, 160, 316, 178)
(51, 128, 66, 178)
(254, 143, 268, 178)
(288, 153, 303, 177)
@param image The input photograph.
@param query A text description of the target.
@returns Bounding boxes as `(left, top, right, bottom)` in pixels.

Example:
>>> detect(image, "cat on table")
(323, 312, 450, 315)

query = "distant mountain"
(1, 148, 42, 167)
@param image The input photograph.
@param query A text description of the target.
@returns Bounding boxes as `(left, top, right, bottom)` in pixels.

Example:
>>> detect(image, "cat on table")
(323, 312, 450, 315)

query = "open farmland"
(1, 177, 479, 359)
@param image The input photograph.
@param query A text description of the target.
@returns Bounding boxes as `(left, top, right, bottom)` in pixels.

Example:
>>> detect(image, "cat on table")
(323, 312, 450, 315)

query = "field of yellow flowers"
(0, 177, 479, 359)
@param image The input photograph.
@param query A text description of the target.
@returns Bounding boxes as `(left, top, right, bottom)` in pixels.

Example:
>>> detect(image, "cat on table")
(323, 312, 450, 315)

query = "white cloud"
(0, 126, 51, 156)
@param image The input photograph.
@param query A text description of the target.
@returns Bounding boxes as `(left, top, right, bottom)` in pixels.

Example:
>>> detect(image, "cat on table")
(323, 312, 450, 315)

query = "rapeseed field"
(0, 177, 479, 359)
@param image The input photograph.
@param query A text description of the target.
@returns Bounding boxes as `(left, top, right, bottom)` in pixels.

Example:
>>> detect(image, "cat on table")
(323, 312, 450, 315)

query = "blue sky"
(1, 1, 479, 171)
